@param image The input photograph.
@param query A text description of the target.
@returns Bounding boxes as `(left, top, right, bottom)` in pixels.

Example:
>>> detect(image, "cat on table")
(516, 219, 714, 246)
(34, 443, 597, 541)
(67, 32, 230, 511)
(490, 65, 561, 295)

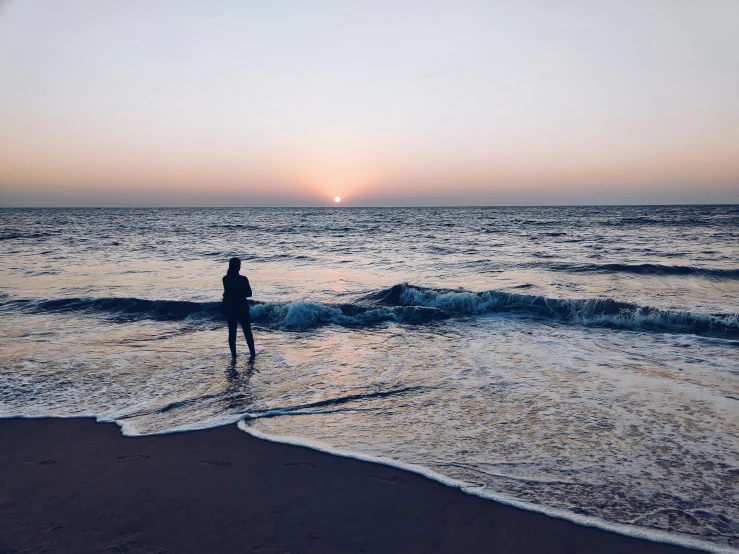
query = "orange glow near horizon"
(0, 1, 738, 206)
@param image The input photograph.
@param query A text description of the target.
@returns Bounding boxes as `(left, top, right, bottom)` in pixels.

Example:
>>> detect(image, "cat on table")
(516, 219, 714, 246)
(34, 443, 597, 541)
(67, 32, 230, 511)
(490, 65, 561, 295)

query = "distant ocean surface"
(1, 206, 738, 551)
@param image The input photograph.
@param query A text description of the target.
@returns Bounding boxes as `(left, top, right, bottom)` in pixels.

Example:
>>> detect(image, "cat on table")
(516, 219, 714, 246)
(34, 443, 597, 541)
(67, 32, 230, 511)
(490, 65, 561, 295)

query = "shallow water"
(1, 206, 738, 551)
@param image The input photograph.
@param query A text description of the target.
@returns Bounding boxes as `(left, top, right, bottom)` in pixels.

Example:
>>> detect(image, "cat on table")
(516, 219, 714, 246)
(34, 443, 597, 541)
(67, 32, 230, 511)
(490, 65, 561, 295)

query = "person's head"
(228, 257, 241, 274)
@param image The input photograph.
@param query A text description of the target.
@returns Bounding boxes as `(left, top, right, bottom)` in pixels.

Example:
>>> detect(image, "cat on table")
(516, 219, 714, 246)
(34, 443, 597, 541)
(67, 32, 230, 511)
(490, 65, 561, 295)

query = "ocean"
(1, 205, 737, 552)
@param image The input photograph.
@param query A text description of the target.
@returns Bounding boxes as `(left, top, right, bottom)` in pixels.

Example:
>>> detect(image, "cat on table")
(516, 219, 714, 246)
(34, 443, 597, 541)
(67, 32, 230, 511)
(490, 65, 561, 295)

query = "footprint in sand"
(199, 460, 231, 467)
(371, 475, 403, 483)
(116, 455, 150, 460)
(284, 462, 316, 468)
(43, 523, 64, 532)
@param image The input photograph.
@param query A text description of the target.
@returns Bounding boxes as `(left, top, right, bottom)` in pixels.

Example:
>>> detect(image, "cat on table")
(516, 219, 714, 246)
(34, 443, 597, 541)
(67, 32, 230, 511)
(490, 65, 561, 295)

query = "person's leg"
(240, 311, 256, 357)
(227, 312, 238, 358)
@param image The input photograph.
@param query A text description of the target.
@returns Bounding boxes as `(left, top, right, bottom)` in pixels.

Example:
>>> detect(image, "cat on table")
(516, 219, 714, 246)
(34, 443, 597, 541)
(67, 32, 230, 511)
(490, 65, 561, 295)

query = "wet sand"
(0, 418, 701, 553)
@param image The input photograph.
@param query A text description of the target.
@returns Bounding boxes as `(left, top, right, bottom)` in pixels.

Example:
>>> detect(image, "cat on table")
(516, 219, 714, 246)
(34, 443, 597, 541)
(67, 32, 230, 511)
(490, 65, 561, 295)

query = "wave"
(3, 285, 737, 338)
(365, 284, 739, 339)
(0, 230, 55, 241)
(248, 300, 447, 327)
(1, 295, 449, 329)
(6, 297, 217, 321)
(542, 262, 739, 280)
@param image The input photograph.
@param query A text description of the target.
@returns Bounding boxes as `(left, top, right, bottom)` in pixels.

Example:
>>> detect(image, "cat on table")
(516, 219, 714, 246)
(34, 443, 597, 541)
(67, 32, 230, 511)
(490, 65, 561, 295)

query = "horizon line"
(1, 203, 737, 209)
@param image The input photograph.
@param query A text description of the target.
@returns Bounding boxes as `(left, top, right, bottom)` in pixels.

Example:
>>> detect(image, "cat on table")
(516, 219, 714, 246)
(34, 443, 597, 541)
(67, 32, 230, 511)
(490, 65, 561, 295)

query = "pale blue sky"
(1, 0, 738, 206)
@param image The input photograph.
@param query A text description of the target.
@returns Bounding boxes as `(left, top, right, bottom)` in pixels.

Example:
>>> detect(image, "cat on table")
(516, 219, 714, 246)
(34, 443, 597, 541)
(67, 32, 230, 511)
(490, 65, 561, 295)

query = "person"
(223, 257, 256, 359)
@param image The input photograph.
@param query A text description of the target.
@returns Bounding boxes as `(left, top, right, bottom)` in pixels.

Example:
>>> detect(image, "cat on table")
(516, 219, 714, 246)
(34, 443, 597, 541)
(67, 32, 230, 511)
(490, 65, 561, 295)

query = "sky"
(1, 0, 738, 207)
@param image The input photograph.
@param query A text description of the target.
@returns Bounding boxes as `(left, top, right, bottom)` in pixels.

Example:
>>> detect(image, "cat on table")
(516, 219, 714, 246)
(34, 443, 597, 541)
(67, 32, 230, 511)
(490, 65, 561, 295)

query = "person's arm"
(243, 276, 252, 298)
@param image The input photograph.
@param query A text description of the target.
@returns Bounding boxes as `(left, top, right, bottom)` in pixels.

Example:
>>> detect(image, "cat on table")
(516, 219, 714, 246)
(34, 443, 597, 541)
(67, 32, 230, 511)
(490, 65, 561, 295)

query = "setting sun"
(334, 196, 341, 203)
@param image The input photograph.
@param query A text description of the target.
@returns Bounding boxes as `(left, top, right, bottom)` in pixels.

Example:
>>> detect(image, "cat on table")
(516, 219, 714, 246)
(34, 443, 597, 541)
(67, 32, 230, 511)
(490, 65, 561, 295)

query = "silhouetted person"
(223, 257, 255, 359)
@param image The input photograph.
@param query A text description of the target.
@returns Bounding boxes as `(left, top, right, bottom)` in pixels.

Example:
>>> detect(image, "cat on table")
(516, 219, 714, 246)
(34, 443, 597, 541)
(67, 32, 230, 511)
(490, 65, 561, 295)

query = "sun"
(334, 196, 341, 203)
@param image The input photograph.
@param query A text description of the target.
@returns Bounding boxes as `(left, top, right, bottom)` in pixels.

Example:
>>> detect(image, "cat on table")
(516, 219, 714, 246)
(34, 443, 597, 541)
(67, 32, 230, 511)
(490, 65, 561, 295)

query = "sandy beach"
(0, 418, 703, 554)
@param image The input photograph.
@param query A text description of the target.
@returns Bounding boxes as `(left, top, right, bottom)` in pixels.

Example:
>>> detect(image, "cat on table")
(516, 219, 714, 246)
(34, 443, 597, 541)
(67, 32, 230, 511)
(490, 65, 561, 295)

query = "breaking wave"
(0, 295, 449, 329)
(2, 284, 737, 339)
(369, 284, 739, 339)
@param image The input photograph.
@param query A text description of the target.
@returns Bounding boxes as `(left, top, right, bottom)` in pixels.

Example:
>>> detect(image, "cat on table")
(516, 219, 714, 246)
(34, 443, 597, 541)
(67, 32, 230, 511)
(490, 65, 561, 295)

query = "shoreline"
(238, 423, 732, 554)
(0, 417, 712, 554)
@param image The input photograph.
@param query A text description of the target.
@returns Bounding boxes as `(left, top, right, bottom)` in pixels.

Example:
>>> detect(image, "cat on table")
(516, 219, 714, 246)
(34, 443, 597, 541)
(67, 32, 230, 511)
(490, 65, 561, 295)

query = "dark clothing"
(223, 273, 255, 357)
(222, 274, 252, 310)
(227, 309, 255, 358)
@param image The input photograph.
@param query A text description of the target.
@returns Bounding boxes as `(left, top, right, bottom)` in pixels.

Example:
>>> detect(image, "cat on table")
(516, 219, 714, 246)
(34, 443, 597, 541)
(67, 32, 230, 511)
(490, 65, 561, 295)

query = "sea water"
(1, 206, 737, 551)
